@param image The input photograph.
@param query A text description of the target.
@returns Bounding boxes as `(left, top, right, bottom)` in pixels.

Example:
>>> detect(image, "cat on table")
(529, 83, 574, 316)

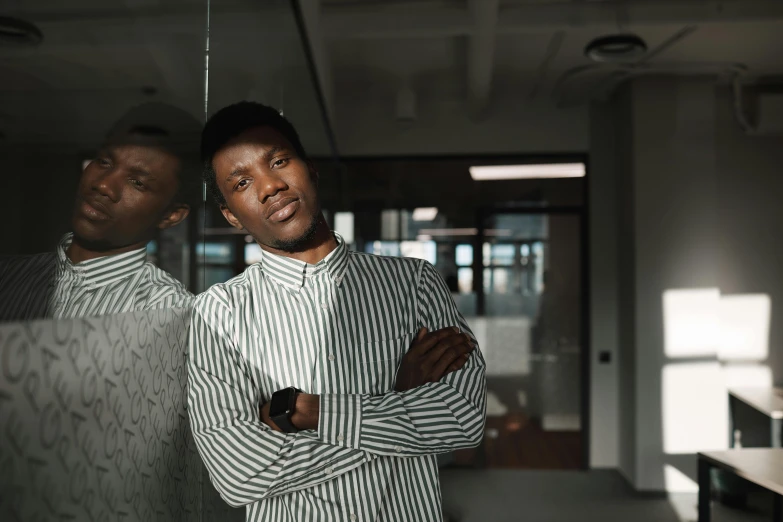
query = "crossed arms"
(187, 262, 487, 507)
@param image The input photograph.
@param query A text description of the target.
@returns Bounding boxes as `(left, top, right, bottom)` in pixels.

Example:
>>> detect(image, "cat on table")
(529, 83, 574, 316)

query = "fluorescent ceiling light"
(469, 163, 586, 181)
(412, 207, 438, 221)
(418, 228, 512, 237)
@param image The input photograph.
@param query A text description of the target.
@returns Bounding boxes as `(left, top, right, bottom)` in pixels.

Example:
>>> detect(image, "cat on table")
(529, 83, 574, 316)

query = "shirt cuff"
(318, 393, 362, 450)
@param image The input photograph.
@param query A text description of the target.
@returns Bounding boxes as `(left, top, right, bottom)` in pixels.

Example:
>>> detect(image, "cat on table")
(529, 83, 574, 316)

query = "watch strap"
(270, 387, 302, 433)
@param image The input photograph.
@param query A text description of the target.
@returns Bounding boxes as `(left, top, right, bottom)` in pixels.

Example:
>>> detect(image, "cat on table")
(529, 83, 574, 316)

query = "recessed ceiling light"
(584, 34, 647, 63)
(418, 228, 513, 237)
(469, 163, 586, 181)
(412, 207, 438, 221)
(0, 16, 43, 47)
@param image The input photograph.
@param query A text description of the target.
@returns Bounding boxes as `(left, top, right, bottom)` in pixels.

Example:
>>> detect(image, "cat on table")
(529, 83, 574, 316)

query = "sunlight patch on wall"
(718, 294, 771, 362)
(663, 288, 720, 358)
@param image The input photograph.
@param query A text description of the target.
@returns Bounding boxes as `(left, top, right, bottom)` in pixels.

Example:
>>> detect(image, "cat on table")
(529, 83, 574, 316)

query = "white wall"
(714, 87, 783, 386)
(587, 97, 622, 470)
(632, 77, 721, 491)
(596, 76, 783, 492)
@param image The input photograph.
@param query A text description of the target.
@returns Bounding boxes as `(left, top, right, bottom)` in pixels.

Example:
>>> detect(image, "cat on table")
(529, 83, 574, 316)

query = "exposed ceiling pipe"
(553, 25, 706, 106)
(554, 60, 748, 107)
(529, 31, 565, 99)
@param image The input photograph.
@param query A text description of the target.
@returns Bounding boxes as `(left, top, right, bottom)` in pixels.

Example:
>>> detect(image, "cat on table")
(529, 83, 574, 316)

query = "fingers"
(426, 333, 474, 379)
(409, 326, 460, 355)
(447, 353, 472, 374)
(416, 327, 428, 341)
(431, 349, 471, 382)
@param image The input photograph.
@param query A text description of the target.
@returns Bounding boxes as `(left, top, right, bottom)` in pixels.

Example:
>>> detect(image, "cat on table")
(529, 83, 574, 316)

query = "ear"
(307, 160, 319, 186)
(157, 203, 190, 230)
(219, 203, 245, 230)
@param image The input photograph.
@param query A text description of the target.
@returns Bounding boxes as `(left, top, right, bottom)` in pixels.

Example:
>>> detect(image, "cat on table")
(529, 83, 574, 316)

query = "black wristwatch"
(269, 387, 302, 433)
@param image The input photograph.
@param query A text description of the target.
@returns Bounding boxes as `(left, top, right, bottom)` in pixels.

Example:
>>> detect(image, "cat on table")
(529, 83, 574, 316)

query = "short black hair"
(105, 103, 203, 208)
(200, 101, 307, 205)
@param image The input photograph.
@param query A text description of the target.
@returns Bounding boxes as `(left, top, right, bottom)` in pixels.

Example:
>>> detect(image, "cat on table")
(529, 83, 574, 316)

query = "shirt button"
(350, 514, 357, 521)
(394, 446, 402, 453)
(335, 276, 343, 285)
(326, 467, 333, 475)
(337, 433, 344, 443)
(321, 302, 329, 311)
(328, 353, 336, 362)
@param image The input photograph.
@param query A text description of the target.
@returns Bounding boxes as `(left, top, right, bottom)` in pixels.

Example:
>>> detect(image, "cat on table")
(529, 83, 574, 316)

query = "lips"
(78, 197, 111, 221)
(265, 197, 299, 223)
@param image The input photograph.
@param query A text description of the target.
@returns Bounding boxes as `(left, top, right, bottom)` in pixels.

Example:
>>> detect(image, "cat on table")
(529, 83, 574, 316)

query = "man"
(188, 101, 487, 522)
(0, 103, 199, 321)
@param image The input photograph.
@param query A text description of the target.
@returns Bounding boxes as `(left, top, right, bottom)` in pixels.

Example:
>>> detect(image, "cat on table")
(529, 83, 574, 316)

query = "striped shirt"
(0, 233, 193, 321)
(187, 233, 487, 522)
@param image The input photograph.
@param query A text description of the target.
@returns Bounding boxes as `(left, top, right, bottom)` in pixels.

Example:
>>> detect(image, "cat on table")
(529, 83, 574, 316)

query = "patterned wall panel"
(0, 308, 203, 522)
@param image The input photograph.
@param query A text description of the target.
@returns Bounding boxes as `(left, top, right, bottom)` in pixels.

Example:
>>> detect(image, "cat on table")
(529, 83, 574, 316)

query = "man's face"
(213, 126, 320, 252)
(73, 143, 187, 250)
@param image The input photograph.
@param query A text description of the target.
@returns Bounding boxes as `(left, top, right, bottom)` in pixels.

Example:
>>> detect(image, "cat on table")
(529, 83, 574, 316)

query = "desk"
(699, 449, 783, 522)
(729, 388, 783, 448)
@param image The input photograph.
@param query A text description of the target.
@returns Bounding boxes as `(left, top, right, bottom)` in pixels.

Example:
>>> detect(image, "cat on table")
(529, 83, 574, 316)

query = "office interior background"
(1, 0, 783, 520)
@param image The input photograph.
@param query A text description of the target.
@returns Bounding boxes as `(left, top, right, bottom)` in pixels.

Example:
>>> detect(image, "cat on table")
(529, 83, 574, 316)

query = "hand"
(394, 327, 474, 392)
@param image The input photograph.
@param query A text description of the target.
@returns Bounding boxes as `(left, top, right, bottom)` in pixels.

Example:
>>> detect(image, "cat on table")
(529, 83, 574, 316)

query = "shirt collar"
(260, 232, 350, 290)
(56, 233, 149, 288)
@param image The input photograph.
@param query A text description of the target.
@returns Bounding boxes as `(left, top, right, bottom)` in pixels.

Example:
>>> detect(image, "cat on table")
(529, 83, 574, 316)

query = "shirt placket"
(311, 268, 335, 394)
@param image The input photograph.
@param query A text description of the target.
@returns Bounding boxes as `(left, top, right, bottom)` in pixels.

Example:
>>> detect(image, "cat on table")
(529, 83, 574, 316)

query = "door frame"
(477, 204, 590, 471)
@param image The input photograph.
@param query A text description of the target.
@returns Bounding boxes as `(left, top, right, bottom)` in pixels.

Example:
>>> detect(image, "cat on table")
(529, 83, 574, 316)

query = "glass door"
(451, 210, 586, 469)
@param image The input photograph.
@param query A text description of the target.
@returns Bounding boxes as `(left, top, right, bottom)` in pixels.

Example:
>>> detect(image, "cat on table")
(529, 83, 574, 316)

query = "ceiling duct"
(0, 16, 43, 47)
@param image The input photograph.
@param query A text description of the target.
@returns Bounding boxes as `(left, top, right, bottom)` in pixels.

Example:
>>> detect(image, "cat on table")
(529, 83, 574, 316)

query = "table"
(698, 449, 783, 522)
(729, 388, 783, 448)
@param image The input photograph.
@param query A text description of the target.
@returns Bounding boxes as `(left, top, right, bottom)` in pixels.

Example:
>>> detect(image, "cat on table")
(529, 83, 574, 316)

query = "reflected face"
(73, 144, 185, 250)
(213, 126, 320, 252)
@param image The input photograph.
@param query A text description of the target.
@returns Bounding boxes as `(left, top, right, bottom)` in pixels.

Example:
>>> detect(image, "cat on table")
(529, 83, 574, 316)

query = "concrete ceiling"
(1, 0, 782, 152)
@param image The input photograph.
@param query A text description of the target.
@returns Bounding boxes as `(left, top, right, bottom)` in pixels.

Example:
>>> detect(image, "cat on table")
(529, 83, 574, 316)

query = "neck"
(262, 215, 338, 265)
(66, 236, 147, 264)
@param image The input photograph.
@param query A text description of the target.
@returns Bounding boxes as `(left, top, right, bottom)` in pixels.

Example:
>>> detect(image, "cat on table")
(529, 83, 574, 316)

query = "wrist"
(291, 393, 319, 431)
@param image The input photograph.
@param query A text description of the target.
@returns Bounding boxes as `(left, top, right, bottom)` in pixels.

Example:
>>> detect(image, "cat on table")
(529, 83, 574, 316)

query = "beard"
(269, 212, 321, 253)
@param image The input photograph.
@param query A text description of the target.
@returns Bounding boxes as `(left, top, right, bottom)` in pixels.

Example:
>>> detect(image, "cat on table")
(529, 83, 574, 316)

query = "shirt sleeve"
(317, 261, 487, 457)
(187, 290, 374, 507)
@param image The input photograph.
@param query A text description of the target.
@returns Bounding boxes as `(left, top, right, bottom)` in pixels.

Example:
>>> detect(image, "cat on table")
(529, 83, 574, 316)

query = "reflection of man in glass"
(0, 103, 199, 321)
(188, 102, 486, 522)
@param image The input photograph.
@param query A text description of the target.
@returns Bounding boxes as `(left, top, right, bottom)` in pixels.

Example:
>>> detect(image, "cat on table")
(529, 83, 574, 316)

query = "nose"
(92, 168, 122, 203)
(256, 170, 289, 204)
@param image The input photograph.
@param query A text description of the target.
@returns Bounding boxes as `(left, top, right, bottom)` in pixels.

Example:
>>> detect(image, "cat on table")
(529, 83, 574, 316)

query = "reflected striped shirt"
(0, 233, 193, 321)
(187, 233, 487, 522)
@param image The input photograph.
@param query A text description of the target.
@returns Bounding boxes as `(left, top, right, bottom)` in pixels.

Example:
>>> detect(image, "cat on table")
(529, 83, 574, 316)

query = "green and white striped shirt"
(188, 234, 486, 522)
(0, 233, 193, 321)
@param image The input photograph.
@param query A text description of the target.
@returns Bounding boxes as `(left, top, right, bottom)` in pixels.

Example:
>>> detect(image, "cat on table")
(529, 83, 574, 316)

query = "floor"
(440, 469, 773, 522)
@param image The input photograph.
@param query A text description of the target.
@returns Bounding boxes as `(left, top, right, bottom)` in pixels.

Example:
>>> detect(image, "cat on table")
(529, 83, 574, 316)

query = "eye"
(272, 157, 289, 169)
(130, 179, 145, 189)
(234, 178, 250, 191)
(96, 157, 111, 168)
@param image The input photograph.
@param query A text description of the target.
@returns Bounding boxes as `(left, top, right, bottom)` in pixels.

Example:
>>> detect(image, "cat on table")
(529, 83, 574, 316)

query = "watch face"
(270, 389, 292, 417)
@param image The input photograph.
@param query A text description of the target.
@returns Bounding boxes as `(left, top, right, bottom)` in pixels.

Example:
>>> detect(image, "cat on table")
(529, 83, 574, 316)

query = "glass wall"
(0, 0, 207, 286)
(0, 1, 333, 520)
